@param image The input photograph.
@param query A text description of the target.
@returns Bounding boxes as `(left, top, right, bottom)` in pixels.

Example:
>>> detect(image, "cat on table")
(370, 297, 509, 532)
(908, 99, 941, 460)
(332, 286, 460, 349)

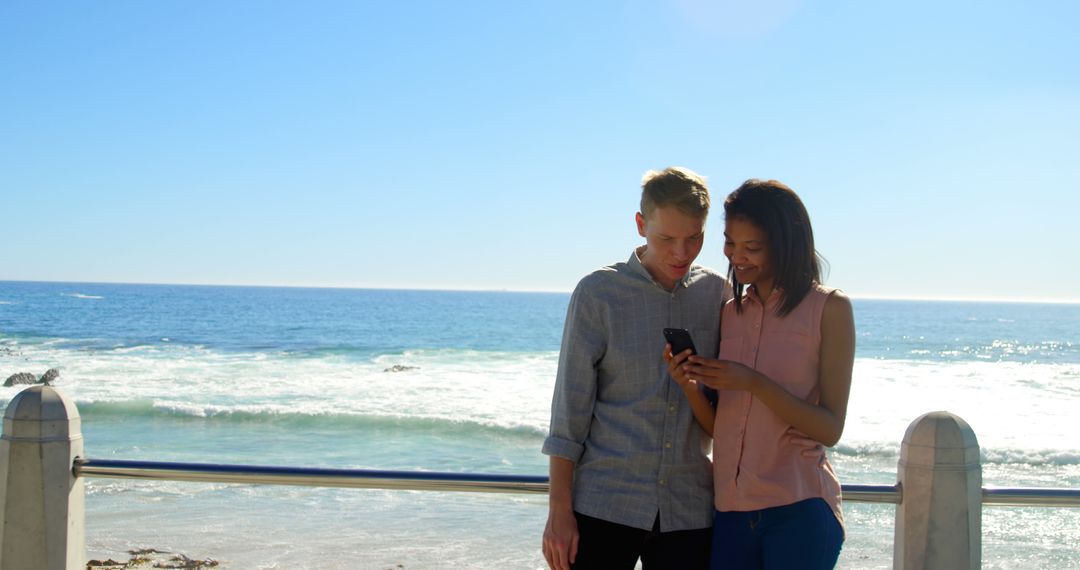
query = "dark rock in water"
(86, 548, 219, 569)
(159, 553, 219, 568)
(40, 368, 60, 385)
(86, 559, 126, 568)
(86, 559, 125, 568)
(3, 372, 37, 387)
(384, 364, 419, 373)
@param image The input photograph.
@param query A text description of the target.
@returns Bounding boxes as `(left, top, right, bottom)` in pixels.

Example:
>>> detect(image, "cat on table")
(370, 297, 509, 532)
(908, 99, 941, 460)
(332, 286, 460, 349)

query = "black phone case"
(663, 328, 697, 355)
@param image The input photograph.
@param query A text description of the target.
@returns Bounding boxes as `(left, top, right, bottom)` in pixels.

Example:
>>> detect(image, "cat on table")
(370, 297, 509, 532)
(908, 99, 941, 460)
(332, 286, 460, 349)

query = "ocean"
(0, 280, 1077, 569)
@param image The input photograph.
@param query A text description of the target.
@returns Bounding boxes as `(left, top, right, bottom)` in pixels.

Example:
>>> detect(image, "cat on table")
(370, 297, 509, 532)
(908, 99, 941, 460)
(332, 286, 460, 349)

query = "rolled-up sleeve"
(542, 280, 606, 463)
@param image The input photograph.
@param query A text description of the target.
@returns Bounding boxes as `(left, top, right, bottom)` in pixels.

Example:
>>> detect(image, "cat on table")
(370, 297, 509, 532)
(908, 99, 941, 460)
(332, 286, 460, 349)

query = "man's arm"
(542, 457, 578, 570)
(541, 281, 605, 570)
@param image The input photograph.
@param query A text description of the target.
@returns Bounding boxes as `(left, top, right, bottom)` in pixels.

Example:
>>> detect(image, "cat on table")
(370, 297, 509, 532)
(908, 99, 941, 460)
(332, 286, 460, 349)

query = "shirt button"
(665, 441, 672, 449)
(659, 479, 667, 486)
(669, 405, 676, 413)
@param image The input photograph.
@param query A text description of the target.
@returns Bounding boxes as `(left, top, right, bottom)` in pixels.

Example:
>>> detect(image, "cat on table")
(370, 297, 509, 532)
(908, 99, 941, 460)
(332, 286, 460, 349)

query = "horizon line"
(2, 278, 1079, 305)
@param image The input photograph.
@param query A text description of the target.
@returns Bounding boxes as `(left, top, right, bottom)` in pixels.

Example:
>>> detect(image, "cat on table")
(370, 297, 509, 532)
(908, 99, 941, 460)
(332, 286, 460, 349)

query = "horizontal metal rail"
(983, 486, 1080, 507)
(73, 459, 1079, 507)
(844, 484, 901, 504)
(74, 459, 549, 494)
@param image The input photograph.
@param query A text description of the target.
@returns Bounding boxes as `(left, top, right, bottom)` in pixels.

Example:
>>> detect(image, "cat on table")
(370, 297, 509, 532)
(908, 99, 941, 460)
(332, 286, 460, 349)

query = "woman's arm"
(683, 292, 855, 446)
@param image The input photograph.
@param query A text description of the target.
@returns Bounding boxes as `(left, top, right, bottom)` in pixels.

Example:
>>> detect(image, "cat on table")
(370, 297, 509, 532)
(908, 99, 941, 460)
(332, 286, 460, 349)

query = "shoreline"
(87, 548, 218, 569)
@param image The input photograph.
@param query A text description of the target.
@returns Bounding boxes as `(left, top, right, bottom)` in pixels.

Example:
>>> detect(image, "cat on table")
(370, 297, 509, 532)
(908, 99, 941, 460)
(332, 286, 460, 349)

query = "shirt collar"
(743, 284, 783, 307)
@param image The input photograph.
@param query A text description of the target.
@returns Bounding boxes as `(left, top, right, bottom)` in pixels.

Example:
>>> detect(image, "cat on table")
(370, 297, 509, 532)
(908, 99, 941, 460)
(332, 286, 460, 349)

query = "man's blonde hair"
(640, 166, 710, 219)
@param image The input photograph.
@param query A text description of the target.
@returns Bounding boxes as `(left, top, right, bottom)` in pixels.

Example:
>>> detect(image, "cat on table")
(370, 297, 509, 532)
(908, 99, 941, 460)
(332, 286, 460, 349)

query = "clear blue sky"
(3, 1, 1078, 301)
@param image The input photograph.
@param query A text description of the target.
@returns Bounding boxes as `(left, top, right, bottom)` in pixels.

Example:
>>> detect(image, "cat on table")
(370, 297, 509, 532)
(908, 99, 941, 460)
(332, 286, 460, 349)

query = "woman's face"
(723, 217, 773, 288)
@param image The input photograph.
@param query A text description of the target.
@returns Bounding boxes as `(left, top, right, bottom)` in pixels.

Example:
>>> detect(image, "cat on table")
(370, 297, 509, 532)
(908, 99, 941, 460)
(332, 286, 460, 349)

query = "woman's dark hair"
(725, 179, 825, 317)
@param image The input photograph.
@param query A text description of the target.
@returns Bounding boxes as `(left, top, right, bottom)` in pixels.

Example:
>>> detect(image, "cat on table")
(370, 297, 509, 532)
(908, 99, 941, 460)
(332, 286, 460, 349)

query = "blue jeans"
(710, 498, 843, 569)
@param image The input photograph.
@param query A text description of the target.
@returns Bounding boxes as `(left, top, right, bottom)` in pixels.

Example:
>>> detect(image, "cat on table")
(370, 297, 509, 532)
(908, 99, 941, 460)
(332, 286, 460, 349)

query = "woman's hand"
(665, 344, 717, 435)
(682, 356, 761, 393)
(783, 427, 826, 458)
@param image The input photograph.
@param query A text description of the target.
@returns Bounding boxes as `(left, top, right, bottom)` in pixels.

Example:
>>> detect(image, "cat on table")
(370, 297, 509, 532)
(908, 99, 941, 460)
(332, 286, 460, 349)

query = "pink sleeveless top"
(712, 284, 843, 527)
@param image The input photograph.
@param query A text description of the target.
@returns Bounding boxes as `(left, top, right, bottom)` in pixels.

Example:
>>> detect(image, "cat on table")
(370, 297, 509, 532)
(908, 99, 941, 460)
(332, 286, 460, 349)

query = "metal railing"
(983, 486, 1080, 507)
(73, 458, 549, 494)
(73, 458, 1080, 507)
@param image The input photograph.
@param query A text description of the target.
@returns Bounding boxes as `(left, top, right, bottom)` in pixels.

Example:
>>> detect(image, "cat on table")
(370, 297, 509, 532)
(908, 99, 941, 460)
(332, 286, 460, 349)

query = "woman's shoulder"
(820, 287, 854, 326)
(811, 283, 850, 303)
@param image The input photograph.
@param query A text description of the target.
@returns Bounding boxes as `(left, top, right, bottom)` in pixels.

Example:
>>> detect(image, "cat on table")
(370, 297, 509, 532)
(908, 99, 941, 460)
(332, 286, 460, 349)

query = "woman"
(667, 179, 855, 569)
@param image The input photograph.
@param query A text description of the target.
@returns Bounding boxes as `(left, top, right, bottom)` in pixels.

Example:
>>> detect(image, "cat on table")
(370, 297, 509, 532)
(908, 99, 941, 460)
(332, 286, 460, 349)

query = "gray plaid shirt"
(543, 249, 730, 531)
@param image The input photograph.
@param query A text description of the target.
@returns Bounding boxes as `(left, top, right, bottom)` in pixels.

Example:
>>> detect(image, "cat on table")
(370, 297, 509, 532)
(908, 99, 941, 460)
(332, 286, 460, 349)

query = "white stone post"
(0, 386, 85, 570)
(894, 411, 981, 569)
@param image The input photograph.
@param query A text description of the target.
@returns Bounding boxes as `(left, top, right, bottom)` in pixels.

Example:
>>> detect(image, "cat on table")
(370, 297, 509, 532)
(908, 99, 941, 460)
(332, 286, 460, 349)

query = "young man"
(542, 167, 729, 570)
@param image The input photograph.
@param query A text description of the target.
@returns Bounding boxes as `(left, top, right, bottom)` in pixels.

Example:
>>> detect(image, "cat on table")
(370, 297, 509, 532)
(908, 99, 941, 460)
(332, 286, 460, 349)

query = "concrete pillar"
(0, 386, 85, 570)
(894, 411, 981, 570)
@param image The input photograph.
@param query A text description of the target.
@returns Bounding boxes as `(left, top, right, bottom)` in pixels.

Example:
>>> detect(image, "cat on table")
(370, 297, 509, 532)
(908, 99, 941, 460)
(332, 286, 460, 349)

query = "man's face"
(635, 205, 706, 290)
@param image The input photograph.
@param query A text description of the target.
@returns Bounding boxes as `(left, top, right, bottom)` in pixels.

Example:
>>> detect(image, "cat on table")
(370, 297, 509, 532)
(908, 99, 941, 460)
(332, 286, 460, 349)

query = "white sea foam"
(61, 293, 104, 299)
(6, 342, 1078, 465)
(844, 358, 1080, 455)
(3, 342, 559, 435)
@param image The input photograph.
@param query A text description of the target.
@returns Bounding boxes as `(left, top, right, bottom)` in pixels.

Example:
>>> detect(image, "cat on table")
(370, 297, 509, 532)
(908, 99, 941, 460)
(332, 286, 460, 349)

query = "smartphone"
(663, 328, 697, 356)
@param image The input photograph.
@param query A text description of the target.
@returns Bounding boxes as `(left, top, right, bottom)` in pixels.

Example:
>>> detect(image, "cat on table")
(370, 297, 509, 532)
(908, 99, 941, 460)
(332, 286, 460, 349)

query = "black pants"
(572, 512, 711, 570)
